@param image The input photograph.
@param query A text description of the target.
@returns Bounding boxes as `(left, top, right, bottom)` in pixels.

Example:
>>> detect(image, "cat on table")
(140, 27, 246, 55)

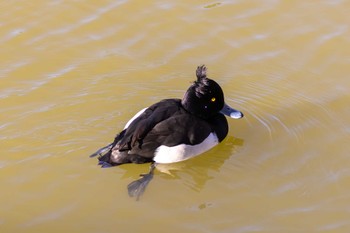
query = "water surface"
(1, 1, 350, 232)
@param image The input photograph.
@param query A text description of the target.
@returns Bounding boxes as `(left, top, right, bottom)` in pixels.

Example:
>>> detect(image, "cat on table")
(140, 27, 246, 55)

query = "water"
(1, 1, 350, 232)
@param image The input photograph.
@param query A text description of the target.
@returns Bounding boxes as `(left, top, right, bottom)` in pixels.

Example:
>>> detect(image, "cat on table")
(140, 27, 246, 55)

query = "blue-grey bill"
(220, 103, 244, 119)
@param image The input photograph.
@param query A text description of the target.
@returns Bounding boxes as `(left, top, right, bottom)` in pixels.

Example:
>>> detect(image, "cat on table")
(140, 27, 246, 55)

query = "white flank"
(154, 133, 219, 164)
(124, 108, 147, 129)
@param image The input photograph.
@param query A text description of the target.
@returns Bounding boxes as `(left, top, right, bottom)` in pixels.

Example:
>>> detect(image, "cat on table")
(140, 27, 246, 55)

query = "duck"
(90, 65, 243, 199)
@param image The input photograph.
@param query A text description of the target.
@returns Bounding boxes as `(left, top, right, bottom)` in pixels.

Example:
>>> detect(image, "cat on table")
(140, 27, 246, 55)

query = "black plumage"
(91, 65, 243, 167)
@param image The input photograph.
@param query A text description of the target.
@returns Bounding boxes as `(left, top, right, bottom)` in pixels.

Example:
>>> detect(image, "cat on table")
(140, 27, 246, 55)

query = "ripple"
(276, 205, 318, 215)
(272, 181, 301, 195)
(0, 122, 13, 131)
(234, 1, 278, 19)
(26, 0, 128, 45)
(316, 25, 348, 45)
(18, 64, 76, 96)
(245, 50, 285, 61)
(244, 107, 274, 141)
(0, 28, 26, 43)
(0, 59, 32, 79)
(21, 204, 76, 227)
(204, 2, 222, 9)
(317, 221, 349, 231)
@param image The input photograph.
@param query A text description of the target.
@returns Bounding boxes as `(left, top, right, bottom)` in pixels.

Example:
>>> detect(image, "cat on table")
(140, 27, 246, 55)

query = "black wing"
(127, 112, 212, 158)
(116, 99, 182, 150)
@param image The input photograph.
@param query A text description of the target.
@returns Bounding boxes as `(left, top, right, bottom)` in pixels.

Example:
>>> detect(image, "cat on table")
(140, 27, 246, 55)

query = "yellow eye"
(211, 97, 216, 102)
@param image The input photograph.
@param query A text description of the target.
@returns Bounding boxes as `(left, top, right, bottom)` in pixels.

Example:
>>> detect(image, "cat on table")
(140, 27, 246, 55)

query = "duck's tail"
(89, 130, 126, 167)
(89, 143, 114, 158)
(89, 143, 114, 167)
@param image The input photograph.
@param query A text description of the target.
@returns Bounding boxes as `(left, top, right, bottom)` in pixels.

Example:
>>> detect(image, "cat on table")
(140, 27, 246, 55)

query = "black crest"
(196, 65, 207, 81)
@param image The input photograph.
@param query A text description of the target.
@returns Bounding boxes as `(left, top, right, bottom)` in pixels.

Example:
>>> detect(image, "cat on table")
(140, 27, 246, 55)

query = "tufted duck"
(90, 65, 243, 199)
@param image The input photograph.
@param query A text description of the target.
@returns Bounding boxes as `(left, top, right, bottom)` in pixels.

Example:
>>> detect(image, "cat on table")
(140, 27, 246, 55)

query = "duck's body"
(91, 65, 243, 168)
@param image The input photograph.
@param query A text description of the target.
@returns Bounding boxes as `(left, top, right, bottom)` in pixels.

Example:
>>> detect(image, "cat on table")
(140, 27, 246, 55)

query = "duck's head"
(181, 65, 244, 120)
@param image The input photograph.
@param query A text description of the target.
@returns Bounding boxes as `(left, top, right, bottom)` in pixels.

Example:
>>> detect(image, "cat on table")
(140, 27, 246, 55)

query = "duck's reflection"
(118, 136, 244, 200)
